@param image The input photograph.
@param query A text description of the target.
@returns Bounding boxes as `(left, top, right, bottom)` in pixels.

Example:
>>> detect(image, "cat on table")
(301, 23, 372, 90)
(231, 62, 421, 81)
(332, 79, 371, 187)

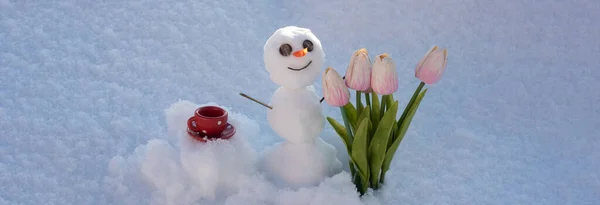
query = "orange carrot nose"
(293, 48, 308, 57)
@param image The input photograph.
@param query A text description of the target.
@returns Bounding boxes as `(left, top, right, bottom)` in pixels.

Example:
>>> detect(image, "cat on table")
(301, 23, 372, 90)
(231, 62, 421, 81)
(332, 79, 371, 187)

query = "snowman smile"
(287, 61, 312, 71)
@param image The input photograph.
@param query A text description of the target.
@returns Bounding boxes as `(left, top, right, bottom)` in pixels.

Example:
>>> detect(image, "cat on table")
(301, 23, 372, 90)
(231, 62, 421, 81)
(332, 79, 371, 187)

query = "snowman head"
(264, 26, 325, 89)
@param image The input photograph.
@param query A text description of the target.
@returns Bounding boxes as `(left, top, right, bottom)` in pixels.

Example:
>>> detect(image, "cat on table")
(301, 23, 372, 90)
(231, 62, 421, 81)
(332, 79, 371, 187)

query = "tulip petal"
(415, 46, 437, 73)
(345, 48, 372, 91)
(421, 49, 445, 72)
(415, 46, 447, 84)
(323, 67, 350, 107)
(441, 48, 448, 75)
(371, 54, 398, 95)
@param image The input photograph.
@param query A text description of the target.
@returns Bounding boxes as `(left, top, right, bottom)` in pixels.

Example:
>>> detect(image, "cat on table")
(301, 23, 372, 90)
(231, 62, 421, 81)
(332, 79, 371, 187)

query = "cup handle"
(187, 116, 199, 130)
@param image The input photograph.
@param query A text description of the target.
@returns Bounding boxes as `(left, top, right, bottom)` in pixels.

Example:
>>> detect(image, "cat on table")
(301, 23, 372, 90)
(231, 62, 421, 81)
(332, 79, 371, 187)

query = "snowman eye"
(303, 40, 314, 52)
(279, 44, 293, 56)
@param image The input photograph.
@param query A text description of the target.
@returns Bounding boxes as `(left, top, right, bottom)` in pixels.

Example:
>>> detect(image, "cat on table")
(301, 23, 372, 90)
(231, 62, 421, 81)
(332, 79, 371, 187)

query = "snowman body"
(267, 85, 323, 144)
(260, 26, 342, 188)
(261, 138, 342, 188)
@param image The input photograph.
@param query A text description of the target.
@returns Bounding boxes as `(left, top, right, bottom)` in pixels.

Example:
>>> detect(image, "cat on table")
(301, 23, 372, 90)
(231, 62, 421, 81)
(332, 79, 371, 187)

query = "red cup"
(187, 106, 228, 136)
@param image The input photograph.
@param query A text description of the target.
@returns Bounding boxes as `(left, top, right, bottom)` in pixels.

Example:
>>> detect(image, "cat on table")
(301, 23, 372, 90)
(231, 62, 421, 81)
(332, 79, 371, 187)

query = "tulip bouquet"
(322, 46, 448, 195)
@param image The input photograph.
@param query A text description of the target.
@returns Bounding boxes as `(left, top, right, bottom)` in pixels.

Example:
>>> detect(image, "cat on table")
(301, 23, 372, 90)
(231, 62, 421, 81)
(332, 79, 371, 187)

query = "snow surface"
(1, 0, 599, 205)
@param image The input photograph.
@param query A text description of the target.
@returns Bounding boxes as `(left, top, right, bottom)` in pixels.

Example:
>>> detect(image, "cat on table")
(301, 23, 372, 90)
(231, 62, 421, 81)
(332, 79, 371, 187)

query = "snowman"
(260, 26, 343, 188)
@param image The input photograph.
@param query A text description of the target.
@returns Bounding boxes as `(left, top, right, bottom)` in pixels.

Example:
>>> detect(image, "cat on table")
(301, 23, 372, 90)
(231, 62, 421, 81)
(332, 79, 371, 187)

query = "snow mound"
(104, 100, 367, 205)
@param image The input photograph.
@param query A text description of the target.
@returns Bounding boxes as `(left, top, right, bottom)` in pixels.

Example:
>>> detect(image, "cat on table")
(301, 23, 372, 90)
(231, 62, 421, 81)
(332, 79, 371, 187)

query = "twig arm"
(239, 93, 273, 109)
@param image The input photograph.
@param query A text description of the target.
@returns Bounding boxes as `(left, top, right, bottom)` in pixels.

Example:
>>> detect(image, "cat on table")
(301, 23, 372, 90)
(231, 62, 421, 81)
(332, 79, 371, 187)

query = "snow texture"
(264, 84, 343, 189)
(1, 0, 599, 205)
(106, 101, 359, 205)
(260, 137, 343, 189)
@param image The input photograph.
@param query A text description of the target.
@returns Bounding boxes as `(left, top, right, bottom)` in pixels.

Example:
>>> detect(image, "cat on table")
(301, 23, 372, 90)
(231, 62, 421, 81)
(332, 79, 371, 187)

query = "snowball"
(267, 85, 325, 143)
(260, 138, 343, 189)
(263, 26, 325, 89)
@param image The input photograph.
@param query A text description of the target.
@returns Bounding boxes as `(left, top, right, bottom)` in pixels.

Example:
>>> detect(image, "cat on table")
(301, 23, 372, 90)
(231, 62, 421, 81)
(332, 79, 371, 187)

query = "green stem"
(353, 171, 365, 196)
(340, 106, 354, 139)
(356, 90, 363, 116)
(356, 91, 361, 109)
(398, 82, 425, 128)
(349, 160, 356, 177)
(365, 93, 371, 111)
(380, 95, 388, 116)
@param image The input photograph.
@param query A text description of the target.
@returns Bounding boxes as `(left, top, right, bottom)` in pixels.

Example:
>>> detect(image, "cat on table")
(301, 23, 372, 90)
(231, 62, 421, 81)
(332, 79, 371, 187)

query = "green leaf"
(343, 103, 358, 133)
(370, 93, 381, 135)
(357, 106, 370, 132)
(381, 95, 394, 116)
(367, 100, 398, 189)
(365, 93, 372, 110)
(381, 89, 427, 180)
(351, 117, 370, 191)
(388, 112, 399, 149)
(326, 117, 352, 153)
(386, 95, 395, 111)
(357, 105, 370, 148)
(352, 167, 368, 196)
(367, 118, 373, 147)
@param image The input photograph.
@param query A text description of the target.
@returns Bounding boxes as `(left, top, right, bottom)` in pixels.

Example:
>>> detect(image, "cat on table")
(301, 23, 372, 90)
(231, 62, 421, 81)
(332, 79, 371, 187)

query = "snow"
(261, 26, 341, 189)
(263, 26, 325, 89)
(266, 85, 325, 144)
(260, 137, 342, 189)
(1, 0, 599, 205)
(106, 101, 355, 205)
(264, 79, 343, 189)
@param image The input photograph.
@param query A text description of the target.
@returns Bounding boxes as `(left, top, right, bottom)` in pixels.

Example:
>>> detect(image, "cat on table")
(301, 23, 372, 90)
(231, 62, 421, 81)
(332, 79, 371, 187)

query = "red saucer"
(187, 123, 236, 142)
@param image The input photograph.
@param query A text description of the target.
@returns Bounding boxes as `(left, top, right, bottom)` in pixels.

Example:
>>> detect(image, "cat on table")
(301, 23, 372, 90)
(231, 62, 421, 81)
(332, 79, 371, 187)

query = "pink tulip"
(322, 67, 350, 107)
(415, 46, 448, 84)
(371, 53, 398, 95)
(345, 48, 372, 91)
